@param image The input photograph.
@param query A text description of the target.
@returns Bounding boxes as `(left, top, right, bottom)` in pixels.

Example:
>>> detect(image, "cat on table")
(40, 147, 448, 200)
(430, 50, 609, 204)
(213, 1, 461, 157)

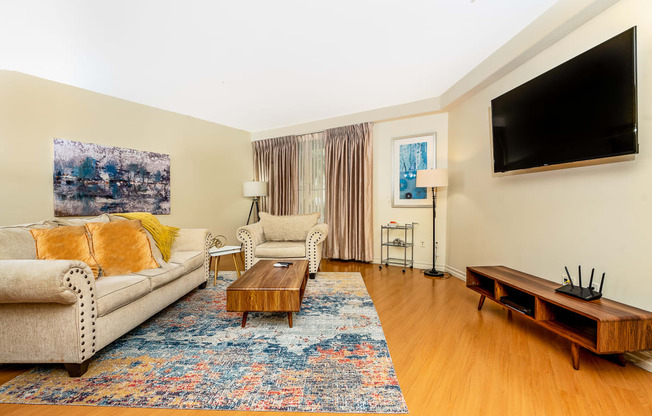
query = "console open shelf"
(467, 266, 652, 370)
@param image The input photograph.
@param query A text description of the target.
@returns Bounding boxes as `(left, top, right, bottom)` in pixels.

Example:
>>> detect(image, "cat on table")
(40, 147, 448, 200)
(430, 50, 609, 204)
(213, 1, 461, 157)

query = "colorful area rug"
(0, 272, 408, 413)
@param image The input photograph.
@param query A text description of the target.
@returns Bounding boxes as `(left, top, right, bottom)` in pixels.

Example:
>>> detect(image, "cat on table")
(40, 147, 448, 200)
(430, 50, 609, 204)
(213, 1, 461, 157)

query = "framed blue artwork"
(391, 133, 436, 207)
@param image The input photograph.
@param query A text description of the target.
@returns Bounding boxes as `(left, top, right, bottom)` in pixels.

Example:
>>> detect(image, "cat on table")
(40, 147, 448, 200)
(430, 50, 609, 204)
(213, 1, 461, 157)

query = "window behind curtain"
(297, 133, 325, 221)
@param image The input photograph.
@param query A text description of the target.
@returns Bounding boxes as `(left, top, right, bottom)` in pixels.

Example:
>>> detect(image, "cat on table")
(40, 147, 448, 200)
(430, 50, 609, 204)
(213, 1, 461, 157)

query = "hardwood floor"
(2, 259, 651, 415)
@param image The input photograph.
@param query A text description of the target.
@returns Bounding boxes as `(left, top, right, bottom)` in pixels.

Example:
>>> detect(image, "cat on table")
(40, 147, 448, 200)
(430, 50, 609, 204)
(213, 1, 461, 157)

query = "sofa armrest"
(306, 223, 328, 246)
(172, 229, 210, 252)
(0, 259, 99, 364)
(237, 222, 265, 246)
(0, 260, 95, 304)
(171, 229, 211, 283)
(237, 222, 265, 270)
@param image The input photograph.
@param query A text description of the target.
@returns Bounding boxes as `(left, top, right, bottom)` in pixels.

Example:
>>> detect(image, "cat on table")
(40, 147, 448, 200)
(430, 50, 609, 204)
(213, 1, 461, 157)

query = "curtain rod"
(287, 122, 376, 138)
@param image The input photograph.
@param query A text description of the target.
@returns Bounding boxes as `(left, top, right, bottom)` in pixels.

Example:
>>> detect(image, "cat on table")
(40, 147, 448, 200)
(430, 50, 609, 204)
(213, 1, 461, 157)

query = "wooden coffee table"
(226, 260, 309, 328)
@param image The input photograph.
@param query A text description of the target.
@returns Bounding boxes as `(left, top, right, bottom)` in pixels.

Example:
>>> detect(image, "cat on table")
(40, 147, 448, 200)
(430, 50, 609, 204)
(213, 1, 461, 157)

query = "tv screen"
(491, 27, 638, 173)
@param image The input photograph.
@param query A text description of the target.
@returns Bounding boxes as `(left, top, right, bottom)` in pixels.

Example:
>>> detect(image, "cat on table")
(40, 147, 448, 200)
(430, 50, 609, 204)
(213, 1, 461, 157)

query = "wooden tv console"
(466, 266, 652, 370)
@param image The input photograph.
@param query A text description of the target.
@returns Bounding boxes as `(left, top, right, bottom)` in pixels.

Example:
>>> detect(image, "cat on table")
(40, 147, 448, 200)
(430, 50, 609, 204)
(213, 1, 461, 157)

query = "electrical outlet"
(590, 282, 599, 291)
(562, 275, 571, 285)
(420, 241, 425, 248)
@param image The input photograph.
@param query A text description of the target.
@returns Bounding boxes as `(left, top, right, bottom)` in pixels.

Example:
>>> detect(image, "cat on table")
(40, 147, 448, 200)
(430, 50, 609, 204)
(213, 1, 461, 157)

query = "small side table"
(209, 245, 243, 285)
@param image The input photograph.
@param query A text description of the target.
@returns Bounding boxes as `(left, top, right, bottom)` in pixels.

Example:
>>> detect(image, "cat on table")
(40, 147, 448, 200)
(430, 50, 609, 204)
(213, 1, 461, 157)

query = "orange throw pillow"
(30, 226, 100, 278)
(85, 220, 159, 277)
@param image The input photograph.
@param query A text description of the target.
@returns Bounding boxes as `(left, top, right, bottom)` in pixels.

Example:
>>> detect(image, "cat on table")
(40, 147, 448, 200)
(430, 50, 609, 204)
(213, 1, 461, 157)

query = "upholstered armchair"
(236, 212, 328, 278)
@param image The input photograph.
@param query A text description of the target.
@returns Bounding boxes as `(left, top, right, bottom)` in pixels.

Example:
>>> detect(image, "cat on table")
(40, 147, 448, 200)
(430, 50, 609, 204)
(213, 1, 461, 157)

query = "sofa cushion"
(109, 216, 164, 262)
(259, 212, 320, 241)
(255, 241, 306, 258)
(113, 213, 179, 262)
(51, 214, 110, 226)
(30, 226, 100, 278)
(86, 220, 159, 276)
(169, 251, 203, 275)
(136, 260, 184, 290)
(95, 274, 151, 316)
(0, 228, 38, 260)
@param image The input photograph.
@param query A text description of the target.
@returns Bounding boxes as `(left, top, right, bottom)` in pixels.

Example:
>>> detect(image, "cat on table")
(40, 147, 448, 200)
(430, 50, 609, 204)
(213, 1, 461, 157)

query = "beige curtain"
(297, 132, 326, 221)
(253, 136, 299, 215)
(324, 123, 373, 262)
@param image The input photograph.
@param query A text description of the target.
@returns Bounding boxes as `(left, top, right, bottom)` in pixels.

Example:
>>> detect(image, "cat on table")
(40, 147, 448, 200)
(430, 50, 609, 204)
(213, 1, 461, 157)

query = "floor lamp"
(243, 181, 267, 224)
(416, 169, 448, 278)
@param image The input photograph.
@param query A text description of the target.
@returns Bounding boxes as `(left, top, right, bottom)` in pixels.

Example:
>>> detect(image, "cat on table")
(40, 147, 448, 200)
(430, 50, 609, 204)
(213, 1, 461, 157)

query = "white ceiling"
(0, 0, 558, 132)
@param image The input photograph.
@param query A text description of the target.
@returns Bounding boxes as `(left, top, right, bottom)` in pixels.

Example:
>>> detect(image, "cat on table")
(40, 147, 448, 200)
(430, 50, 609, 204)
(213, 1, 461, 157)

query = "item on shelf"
(555, 265, 604, 301)
(392, 238, 405, 246)
(388, 221, 398, 227)
(210, 234, 227, 249)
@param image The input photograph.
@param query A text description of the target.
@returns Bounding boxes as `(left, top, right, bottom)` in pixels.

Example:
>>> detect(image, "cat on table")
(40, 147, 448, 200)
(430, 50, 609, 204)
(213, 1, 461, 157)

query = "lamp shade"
(243, 181, 268, 197)
(416, 169, 448, 188)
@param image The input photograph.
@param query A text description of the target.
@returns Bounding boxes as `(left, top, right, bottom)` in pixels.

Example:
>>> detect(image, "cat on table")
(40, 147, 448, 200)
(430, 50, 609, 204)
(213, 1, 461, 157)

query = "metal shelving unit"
(379, 223, 415, 273)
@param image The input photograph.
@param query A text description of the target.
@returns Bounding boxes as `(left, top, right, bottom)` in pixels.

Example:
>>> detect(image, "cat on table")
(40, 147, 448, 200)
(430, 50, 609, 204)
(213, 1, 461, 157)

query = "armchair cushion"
(259, 212, 319, 241)
(255, 241, 306, 258)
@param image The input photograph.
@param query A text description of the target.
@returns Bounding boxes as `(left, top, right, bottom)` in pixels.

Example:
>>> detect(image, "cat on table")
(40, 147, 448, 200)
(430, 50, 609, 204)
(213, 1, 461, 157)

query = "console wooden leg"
(64, 359, 90, 377)
(571, 343, 581, 370)
(288, 312, 293, 328)
(241, 311, 248, 328)
(477, 295, 486, 310)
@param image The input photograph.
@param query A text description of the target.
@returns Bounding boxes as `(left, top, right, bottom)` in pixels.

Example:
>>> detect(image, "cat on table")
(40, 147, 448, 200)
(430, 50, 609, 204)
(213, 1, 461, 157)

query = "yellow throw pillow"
(30, 226, 100, 278)
(85, 220, 159, 277)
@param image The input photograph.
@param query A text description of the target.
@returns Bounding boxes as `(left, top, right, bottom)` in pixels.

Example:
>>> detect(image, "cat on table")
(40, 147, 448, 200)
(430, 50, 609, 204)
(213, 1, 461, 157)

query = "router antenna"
(589, 268, 595, 290)
(565, 266, 574, 287)
(578, 265, 582, 288)
(599, 273, 605, 292)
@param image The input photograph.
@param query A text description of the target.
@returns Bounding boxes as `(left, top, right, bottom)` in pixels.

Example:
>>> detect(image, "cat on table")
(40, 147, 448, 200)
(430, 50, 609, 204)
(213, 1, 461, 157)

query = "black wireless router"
(555, 266, 604, 301)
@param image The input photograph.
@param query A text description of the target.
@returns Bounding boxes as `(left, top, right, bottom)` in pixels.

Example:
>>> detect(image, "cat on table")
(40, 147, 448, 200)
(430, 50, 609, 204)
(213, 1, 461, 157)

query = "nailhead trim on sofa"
(64, 267, 96, 361)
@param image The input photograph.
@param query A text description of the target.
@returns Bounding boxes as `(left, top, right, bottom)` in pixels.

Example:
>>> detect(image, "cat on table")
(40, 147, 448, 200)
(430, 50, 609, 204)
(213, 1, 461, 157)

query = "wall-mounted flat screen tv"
(491, 27, 638, 174)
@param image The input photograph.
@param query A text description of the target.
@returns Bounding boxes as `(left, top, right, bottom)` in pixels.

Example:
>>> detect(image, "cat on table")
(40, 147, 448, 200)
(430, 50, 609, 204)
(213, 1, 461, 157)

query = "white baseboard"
(445, 265, 465, 281)
(371, 258, 442, 270)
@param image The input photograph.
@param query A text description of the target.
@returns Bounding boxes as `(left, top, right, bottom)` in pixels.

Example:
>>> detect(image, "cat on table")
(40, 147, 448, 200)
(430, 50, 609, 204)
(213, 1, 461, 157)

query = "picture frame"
(391, 133, 436, 207)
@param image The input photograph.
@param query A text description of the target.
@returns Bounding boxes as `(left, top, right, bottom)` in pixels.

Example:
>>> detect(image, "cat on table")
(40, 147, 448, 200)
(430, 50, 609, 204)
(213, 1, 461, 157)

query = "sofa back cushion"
(51, 214, 111, 226)
(0, 220, 58, 260)
(0, 228, 39, 259)
(30, 226, 100, 278)
(86, 220, 159, 276)
(259, 212, 320, 241)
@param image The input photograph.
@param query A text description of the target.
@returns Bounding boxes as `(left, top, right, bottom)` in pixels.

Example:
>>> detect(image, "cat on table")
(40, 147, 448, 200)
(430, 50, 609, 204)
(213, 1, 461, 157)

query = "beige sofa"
(0, 215, 211, 376)
(237, 212, 328, 278)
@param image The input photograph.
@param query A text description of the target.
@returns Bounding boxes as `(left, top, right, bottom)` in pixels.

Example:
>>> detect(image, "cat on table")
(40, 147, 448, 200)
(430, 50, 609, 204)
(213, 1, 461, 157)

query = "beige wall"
(0, 70, 253, 244)
(372, 114, 448, 269)
(446, 0, 651, 310)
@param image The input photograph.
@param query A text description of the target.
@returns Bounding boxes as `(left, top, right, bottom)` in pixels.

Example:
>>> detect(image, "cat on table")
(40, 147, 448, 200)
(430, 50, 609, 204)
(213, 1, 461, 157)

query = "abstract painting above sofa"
(53, 139, 171, 216)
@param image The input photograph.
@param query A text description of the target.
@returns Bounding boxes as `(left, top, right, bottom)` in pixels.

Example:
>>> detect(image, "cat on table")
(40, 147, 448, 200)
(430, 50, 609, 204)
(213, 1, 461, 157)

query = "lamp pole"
(415, 169, 448, 278)
(425, 186, 445, 278)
